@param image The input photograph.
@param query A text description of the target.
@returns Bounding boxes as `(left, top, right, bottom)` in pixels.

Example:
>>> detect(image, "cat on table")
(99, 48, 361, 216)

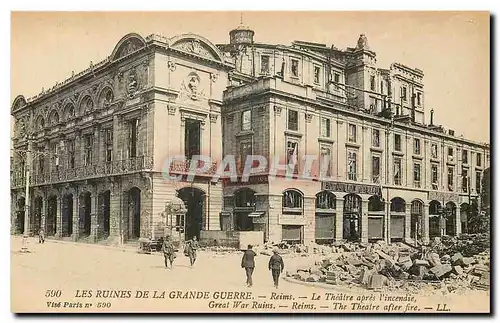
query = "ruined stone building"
(10, 24, 490, 245)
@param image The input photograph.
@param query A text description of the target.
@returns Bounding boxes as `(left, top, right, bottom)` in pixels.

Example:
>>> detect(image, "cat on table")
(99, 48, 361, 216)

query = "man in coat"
(162, 235, 176, 269)
(186, 236, 199, 267)
(38, 228, 45, 244)
(241, 244, 257, 287)
(268, 248, 285, 288)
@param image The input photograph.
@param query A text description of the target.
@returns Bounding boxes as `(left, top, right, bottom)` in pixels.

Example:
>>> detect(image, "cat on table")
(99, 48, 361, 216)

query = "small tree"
(468, 167, 490, 234)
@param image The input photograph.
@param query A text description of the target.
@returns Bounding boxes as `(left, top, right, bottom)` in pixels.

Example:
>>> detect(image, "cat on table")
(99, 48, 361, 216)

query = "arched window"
(429, 200, 441, 215)
(411, 200, 424, 215)
(390, 197, 406, 213)
(315, 191, 336, 210)
(344, 194, 362, 213)
(282, 190, 303, 209)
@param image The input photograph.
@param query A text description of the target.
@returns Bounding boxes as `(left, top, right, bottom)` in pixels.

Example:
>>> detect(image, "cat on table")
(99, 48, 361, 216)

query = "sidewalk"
(10, 235, 142, 254)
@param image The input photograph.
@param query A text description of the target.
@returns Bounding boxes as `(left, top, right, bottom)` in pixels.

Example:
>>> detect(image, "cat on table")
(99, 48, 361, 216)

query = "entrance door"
(178, 187, 204, 240)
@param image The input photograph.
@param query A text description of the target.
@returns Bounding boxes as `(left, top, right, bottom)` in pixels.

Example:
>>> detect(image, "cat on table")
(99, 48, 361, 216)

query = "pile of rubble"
(286, 237, 490, 292)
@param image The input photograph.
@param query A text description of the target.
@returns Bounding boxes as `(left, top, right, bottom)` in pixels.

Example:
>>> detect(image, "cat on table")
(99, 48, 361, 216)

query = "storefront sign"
(223, 175, 269, 186)
(321, 181, 382, 196)
(428, 191, 460, 203)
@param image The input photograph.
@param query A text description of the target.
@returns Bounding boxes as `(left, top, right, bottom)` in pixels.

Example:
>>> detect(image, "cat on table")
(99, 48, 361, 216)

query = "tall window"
(372, 156, 380, 183)
(286, 141, 299, 174)
(314, 65, 321, 84)
(462, 168, 468, 193)
(448, 147, 454, 157)
(242, 110, 252, 131)
(37, 147, 45, 174)
(83, 135, 93, 166)
(348, 124, 357, 143)
(128, 119, 139, 158)
(394, 134, 401, 151)
(67, 140, 75, 169)
(50, 142, 59, 168)
(320, 117, 331, 137)
(394, 158, 402, 185)
(447, 166, 454, 191)
(260, 55, 270, 74)
(380, 81, 384, 94)
(283, 190, 303, 209)
(291, 59, 299, 77)
(320, 146, 331, 178)
(462, 149, 468, 164)
(476, 171, 481, 193)
(287, 109, 298, 131)
(333, 73, 340, 90)
(413, 163, 421, 188)
(240, 141, 252, 171)
(347, 151, 357, 181)
(401, 86, 408, 101)
(477, 153, 482, 166)
(413, 138, 421, 155)
(417, 93, 422, 106)
(370, 75, 376, 91)
(105, 128, 113, 162)
(431, 164, 439, 189)
(372, 129, 380, 147)
(185, 119, 201, 160)
(431, 143, 438, 159)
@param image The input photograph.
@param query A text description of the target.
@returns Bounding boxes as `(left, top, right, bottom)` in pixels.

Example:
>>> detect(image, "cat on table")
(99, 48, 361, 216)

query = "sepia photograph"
(9, 11, 491, 314)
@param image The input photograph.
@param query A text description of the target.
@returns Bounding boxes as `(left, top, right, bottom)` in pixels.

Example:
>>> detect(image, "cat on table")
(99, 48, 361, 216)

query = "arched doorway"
(410, 200, 424, 241)
(390, 197, 406, 241)
(33, 196, 43, 235)
(98, 190, 111, 239)
(368, 195, 385, 241)
(79, 192, 92, 237)
(343, 194, 362, 241)
(178, 187, 205, 240)
(460, 203, 469, 234)
(445, 202, 457, 236)
(16, 197, 26, 234)
(126, 187, 141, 240)
(315, 191, 336, 244)
(233, 188, 256, 231)
(62, 194, 73, 237)
(47, 195, 58, 236)
(428, 200, 441, 238)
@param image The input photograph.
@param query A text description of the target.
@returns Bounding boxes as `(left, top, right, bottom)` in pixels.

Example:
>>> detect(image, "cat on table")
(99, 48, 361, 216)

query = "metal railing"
(11, 156, 153, 188)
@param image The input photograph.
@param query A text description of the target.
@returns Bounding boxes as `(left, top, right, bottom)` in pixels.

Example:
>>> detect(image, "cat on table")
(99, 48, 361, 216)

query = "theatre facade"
(10, 25, 490, 246)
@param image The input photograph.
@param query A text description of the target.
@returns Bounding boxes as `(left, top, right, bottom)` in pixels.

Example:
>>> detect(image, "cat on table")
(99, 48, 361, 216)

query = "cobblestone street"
(11, 236, 489, 313)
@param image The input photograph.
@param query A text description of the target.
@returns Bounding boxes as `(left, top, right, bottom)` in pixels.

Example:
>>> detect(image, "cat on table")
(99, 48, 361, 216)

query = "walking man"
(162, 235, 176, 269)
(268, 248, 284, 289)
(241, 244, 257, 287)
(186, 236, 199, 267)
(38, 228, 45, 244)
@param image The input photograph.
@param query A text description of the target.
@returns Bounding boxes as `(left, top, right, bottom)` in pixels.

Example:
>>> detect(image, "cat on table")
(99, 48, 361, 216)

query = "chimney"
(430, 108, 434, 125)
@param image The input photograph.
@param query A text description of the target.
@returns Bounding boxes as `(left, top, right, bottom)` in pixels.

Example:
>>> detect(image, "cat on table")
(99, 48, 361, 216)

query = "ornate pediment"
(170, 34, 224, 63)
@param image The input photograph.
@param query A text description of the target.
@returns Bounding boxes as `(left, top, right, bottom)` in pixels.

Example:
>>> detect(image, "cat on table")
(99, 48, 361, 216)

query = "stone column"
(108, 183, 122, 244)
(385, 201, 391, 243)
(361, 199, 369, 243)
(72, 194, 80, 241)
(40, 195, 46, 233)
(303, 196, 315, 246)
(90, 193, 99, 242)
(335, 197, 344, 241)
(267, 195, 282, 244)
(422, 203, 430, 244)
(404, 203, 412, 243)
(54, 196, 62, 238)
(455, 207, 461, 237)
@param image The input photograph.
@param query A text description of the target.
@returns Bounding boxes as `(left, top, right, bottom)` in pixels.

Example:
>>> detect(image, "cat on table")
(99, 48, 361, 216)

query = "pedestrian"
(38, 228, 45, 244)
(268, 248, 284, 289)
(241, 244, 257, 287)
(162, 235, 176, 269)
(185, 236, 199, 267)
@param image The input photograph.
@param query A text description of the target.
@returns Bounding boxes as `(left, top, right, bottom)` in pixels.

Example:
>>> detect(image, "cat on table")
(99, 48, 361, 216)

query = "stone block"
(430, 264, 453, 279)
(309, 265, 323, 276)
(413, 259, 430, 267)
(358, 268, 375, 285)
(306, 274, 320, 282)
(453, 265, 463, 276)
(451, 252, 463, 265)
(368, 274, 387, 290)
(462, 257, 475, 266)
(427, 252, 441, 267)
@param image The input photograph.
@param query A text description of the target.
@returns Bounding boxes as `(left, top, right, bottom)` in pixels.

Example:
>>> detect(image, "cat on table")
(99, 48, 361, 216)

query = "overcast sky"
(10, 11, 490, 143)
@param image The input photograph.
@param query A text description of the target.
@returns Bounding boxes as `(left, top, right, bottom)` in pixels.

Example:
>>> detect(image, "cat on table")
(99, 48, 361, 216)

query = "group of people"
(161, 235, 199, 269)
(241, 245, 285, 289)
(162, 237, 285, 288)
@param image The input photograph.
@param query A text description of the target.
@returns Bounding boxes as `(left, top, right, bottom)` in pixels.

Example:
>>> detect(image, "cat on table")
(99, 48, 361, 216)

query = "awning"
(248, 212, 265, 218)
